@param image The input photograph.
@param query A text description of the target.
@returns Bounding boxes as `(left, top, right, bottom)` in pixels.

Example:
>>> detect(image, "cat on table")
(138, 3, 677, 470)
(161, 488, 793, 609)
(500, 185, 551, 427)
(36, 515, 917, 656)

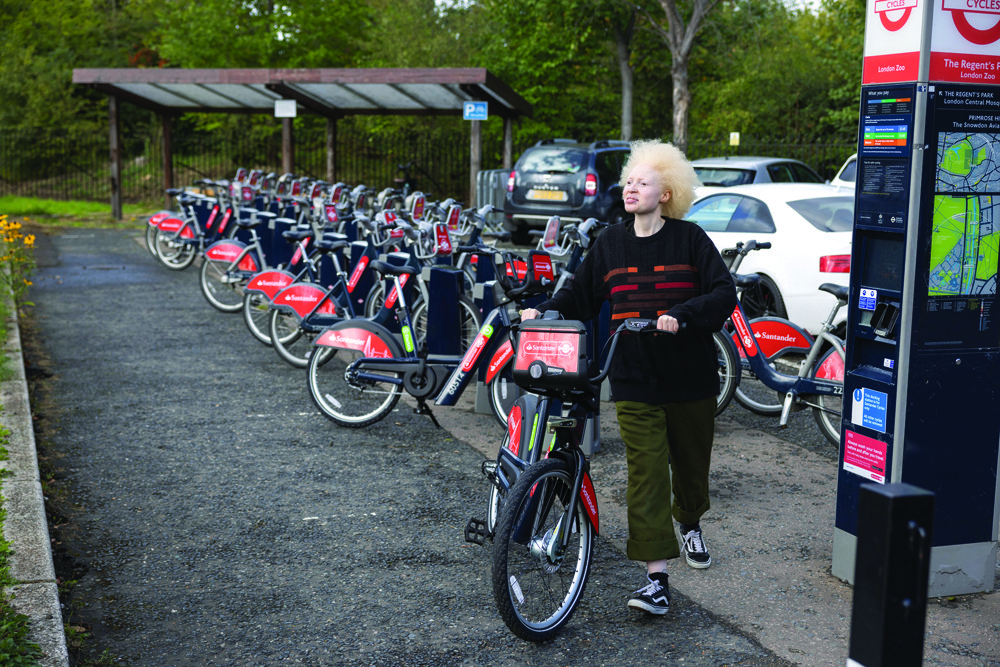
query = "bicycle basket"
(513, 320, 590, 392)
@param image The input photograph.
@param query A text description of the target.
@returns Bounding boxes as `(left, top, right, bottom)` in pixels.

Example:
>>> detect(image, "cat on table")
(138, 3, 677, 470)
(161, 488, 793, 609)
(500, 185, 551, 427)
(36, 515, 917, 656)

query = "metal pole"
(469, 119, 482, 207)
(326, 117, 337, 183)
(162, 113, 173, 210)
(503, 117, 514, 170)
(282, 118, 294, 174)
(108, 95, 122, 220)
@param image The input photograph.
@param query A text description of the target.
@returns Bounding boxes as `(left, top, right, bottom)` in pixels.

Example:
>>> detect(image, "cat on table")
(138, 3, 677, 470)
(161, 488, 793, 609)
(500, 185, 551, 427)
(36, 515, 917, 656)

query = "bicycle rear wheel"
(713, 330, 738, 417)
(810, 347, 845, 446)
(492, 457, 593, 642)
(307, 340, 403, 427)
(200, 257, 245, 313)
(488, 362, 523, 428)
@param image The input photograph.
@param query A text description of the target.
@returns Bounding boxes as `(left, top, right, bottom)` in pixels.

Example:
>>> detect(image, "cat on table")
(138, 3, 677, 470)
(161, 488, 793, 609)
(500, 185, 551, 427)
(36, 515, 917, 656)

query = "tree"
(637, 0, 720, 152)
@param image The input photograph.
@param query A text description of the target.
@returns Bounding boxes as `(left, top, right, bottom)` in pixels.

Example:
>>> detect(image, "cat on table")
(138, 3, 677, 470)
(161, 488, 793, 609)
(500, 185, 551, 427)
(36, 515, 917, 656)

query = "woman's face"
(623, 164, 670, 216)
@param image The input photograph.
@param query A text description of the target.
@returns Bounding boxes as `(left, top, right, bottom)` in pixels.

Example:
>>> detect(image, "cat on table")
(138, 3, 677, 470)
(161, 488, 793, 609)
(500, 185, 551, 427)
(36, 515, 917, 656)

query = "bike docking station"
(834, 2, 1000, 661)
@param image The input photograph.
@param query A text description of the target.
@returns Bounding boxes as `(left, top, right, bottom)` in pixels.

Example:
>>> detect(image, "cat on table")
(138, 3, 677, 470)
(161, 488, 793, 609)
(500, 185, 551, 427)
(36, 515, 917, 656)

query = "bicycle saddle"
(819, 283, 849, 301)
(370, 260, 417, 277)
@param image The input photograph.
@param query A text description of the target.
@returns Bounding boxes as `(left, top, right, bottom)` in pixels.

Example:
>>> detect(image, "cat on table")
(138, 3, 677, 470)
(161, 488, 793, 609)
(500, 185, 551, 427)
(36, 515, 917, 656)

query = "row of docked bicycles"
(145, 169, 846, 642)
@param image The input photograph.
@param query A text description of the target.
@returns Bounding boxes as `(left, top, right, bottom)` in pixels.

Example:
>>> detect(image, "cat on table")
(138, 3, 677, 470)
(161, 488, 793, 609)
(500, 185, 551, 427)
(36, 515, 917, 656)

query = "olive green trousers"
(615, 397, 716, 562)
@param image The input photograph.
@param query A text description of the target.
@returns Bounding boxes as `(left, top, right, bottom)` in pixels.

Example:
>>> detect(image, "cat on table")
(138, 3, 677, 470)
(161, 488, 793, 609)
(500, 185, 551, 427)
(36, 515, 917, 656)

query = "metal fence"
(0, 125, 855, 207)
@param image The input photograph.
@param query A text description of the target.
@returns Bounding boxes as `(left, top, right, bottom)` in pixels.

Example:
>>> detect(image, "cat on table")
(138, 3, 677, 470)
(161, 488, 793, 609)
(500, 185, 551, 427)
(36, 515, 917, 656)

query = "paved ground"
(19, 226, 1000, 666)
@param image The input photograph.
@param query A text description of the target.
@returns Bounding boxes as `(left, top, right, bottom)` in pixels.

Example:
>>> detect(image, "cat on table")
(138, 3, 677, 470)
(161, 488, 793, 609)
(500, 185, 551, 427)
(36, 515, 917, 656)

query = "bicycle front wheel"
(713, 330, 738, 417)
(492, 457, 593, 642)
(269, 309, 314, 368)
(155, 231, 197, 270)
(242, 292, 273, 346)
(810, 347, 845, 446)
(734, 351, 786, 416)
(200, 257, 245, 313)
(307, 343, 403, 427)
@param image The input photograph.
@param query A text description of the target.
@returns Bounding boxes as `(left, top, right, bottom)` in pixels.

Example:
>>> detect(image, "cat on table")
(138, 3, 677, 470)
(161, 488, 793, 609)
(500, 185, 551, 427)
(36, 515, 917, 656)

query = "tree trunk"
(614, 18, 635, 142)
(671, 57, 690, 153)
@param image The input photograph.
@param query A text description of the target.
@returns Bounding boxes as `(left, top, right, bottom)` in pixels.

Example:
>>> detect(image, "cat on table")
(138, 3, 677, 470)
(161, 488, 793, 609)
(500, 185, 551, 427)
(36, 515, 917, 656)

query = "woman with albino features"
(521, 139, 737, 615)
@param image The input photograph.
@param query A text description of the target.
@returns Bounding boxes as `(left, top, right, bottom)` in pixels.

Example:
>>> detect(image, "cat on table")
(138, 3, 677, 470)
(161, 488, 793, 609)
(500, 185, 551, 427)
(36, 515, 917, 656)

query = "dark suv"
(503, 139, 631, 241)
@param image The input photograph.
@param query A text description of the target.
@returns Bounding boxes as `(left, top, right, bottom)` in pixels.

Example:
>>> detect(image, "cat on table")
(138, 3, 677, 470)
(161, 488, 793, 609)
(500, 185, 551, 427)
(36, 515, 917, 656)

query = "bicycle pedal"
(464, 517, 490, 545)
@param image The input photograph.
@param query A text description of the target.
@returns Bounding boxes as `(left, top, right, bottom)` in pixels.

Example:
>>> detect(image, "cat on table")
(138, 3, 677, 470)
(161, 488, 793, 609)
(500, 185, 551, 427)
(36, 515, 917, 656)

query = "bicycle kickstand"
(414, 399, 442, 429)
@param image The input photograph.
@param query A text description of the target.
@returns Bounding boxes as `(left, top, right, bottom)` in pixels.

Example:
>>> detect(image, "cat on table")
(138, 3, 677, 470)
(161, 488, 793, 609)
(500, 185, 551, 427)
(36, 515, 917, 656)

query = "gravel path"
(25, 228, 789, 666)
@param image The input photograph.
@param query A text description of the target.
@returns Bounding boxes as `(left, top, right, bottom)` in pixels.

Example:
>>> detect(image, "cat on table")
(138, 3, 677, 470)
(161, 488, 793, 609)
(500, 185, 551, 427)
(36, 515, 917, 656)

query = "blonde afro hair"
(619, 140, 699, 219)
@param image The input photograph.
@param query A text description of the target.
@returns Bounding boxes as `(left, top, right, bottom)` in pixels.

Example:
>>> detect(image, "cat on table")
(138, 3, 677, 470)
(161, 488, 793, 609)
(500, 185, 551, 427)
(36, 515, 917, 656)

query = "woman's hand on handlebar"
(520, 307, 542, 320)
(656, 314, 680, 333)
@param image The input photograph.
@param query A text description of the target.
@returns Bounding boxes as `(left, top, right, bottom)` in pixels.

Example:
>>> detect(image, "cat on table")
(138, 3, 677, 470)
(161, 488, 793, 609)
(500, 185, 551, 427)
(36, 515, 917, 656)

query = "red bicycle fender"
(156, 217, 185, 232)
(272, 283, 338, 318)
(485, 339, 514, 383)
(816, 349, 845, 382)
(314, 326, 394, 357)
(245, 270, 295, 299)
(149, 211, 171, 227)
(747, 317, 813, 358)
(204, 240, 245, 262)
(580, 472, 599, 534)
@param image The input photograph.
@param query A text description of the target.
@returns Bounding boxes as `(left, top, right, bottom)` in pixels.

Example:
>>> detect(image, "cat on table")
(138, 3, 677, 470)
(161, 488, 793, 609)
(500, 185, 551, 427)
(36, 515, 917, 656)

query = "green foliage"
(0, 197, 149, 220)
(150, 0, 371, 68)
(0, 216, 36, 308)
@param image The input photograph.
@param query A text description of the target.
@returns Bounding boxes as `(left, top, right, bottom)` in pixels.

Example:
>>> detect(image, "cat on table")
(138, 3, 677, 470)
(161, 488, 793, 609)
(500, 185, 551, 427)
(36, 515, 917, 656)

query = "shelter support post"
(469, 119, 482, 207)
(503, 117, 514, 170)
(326, 117, 337, 183)
(282, 118, 294, 174)
(162, 113, 173, 210)
(108, 95, 122, 220)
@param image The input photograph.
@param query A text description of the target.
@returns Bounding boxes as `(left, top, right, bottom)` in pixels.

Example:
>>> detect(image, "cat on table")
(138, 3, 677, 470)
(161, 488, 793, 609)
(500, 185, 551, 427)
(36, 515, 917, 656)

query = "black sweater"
(533, 218, 737, 404)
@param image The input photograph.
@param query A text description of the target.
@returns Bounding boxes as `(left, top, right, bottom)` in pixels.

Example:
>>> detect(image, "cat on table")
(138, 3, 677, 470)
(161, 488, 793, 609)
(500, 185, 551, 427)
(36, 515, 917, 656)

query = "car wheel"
(740, 274, 787, 319)
(607, 206, 628, 226)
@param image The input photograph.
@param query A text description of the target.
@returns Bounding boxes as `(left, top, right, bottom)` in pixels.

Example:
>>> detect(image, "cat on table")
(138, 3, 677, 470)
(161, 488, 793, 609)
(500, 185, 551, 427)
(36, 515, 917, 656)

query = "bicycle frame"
(728, 295, 845, 423)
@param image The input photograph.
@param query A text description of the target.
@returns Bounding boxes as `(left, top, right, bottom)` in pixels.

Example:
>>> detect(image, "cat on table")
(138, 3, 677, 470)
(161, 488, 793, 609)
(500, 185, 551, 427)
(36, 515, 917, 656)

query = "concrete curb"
(1, 303, 69, 667)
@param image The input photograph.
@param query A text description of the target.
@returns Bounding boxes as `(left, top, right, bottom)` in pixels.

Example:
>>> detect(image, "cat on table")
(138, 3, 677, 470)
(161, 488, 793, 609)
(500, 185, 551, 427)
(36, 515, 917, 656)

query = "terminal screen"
(863, 237, 904, 292)
(856, 84, 916, 231)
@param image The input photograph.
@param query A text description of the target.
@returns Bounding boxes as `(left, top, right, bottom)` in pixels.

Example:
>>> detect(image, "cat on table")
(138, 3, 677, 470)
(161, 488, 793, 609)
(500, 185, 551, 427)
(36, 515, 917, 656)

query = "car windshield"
(787, 196, 855, 232)
(519, 148, 587, 174)
(694, 167, 755, 187)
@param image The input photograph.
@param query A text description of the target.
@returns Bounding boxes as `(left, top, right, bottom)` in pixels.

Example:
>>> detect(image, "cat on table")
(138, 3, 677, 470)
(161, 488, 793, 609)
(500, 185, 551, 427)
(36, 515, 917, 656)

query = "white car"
(686, 183, 853, 334)
(830, 153, 857, 190)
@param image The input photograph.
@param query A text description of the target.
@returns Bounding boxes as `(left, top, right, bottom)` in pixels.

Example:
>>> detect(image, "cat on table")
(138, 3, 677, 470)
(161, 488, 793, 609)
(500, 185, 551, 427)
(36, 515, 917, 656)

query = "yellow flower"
(22, 279, 31, 286)
(24, 235, 35, 247)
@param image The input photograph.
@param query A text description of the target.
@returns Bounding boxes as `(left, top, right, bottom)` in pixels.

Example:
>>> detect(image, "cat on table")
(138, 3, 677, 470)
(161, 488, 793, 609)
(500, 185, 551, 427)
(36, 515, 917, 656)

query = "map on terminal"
(929, 134, 1000, 297)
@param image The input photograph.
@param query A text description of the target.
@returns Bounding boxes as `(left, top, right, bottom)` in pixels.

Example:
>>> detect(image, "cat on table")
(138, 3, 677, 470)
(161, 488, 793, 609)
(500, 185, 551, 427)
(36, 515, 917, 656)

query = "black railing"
(0, 126, 855, 206)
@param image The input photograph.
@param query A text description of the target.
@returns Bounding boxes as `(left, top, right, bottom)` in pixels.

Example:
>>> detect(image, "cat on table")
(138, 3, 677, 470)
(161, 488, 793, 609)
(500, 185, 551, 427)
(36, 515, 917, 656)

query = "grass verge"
(0, 196, 155, 229)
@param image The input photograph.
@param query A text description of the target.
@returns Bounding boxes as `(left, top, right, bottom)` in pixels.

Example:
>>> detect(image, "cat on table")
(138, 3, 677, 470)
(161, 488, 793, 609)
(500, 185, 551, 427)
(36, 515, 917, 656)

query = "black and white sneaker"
(627, 573, 671, 615)
(681, 525, 712, 569)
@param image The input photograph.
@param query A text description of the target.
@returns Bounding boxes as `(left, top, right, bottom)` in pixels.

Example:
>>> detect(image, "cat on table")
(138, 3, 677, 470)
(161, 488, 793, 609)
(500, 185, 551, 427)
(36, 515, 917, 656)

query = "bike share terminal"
(833, 0, 1000, 597)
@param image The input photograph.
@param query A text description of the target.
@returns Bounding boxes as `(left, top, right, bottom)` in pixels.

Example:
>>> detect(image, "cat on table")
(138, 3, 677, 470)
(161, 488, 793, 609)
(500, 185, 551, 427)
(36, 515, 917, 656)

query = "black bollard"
(848, 482, 934, 667)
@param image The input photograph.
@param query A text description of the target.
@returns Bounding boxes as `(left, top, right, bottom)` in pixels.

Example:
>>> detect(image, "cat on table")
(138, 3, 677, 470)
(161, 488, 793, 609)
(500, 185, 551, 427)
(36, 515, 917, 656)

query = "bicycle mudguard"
(204, 239, 259, 273)
(244, 269, 296, 299)
(156, 216, 195, 239)
(732, 316, 813, 360)
(270, 282, 339, 320)
(485, 339, 514, 384)
(313, 321, 400, 359)
(148, 211, 172, 227)
(505, 394, 545, 464)
(815, 347, 845, 381)
(579, 471, 599, 534)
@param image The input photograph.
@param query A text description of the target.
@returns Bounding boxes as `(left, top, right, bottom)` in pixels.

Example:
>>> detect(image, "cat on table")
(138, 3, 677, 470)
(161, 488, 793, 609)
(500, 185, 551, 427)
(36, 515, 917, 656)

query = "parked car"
(503, 139, 630, 242)
(686, 183, 853, 334)
(692, 156, 826, 187)
(830, 153, 858, 190)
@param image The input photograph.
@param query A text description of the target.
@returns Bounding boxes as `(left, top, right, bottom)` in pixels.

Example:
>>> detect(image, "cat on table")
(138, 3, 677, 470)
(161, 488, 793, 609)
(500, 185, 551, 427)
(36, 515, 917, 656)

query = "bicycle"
(305, 242, 556, 429)
(468, 315, 666, 641)
(721, 239, 846, 444)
